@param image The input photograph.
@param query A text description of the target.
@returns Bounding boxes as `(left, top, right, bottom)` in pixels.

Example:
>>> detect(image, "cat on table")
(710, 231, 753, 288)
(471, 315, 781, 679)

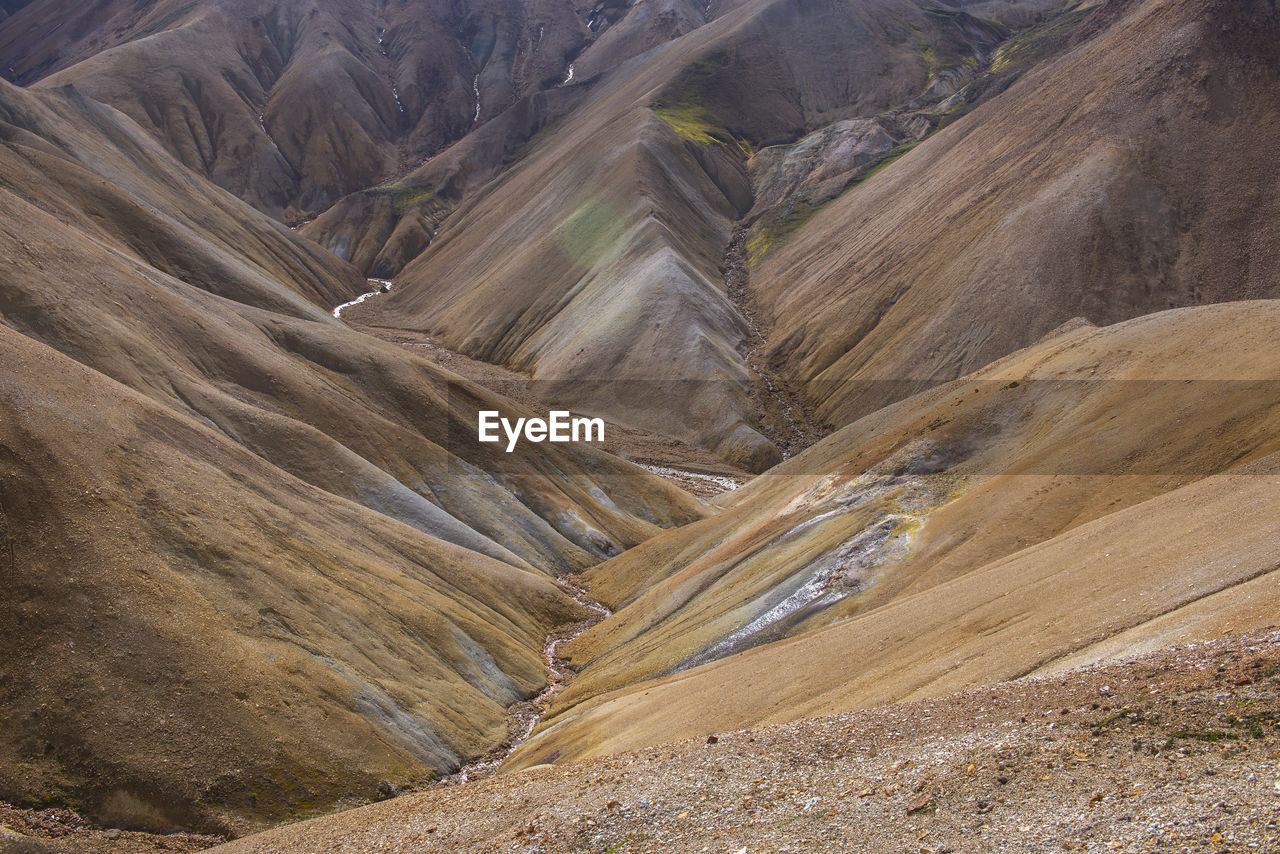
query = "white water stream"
(257, 112, 284, 157)
(333, 279, 393, 319)
(638, 464, 742, 496)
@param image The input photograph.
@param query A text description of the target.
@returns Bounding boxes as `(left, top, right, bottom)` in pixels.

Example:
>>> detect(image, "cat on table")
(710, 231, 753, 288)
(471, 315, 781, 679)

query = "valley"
(0, 0, 1278, 850)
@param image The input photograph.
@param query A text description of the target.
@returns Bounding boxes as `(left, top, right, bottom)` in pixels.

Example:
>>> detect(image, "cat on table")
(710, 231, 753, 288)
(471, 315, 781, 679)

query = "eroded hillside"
(0, 77, 703, 834)
(0, 0, 1277, 847)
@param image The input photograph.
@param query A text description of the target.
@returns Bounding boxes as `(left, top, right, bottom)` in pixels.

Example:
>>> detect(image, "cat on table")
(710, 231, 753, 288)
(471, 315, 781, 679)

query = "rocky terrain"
(301, 0, 1280, 475)
(23, 628, 1260, 854)
(308, 0, 1031, 472)
(1, 0, 1278, 848)
(5, 630, 1277, 852)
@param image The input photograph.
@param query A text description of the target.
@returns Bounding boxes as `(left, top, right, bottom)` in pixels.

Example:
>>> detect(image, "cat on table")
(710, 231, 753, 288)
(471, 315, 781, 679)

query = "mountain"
(0, 77, 703, 834)
(507, 299, 1280, 768)
(750, 0, 1280, 427)
(0, 0, 591, 218)
(310, 0, 1019, 472)
(303, 0, 1280, 472)
(0, 0, 1278, 846)
(197, 629, 1280, 853)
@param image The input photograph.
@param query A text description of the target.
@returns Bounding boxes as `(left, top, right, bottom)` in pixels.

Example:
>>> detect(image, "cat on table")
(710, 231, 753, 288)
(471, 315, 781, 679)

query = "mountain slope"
(0, 0, 590, 217)
(0, 0, 1278, 843)
(0, 78, 705, 833)
(504, 300, 1280, 767)
(309, 0, 1280, 472)
(341, 0, 1010, 471)
(0, 325, 581, 834)
(750, 0, 1280, 427)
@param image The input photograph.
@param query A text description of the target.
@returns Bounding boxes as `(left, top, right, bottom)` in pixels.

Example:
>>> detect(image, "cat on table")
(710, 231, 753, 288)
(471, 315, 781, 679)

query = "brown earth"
(204, 629, 1280, 853)
(0, 0, 593, 217)
(307, 0, 1280, 477)
(1, 0, 1278, 845)
(343, 0, 1015, 469)
(753, 0, 1280, 428)
(0, 802, 222, 853)
(344, 319, 752, 488)
(0, 72, 705, 835)
(506, 300, 1280, 769)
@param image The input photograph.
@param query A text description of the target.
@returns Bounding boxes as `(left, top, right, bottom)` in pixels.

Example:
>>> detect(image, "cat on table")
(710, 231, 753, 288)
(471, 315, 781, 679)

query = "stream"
(453, 574, 611, 784)
(333, 279, 394, 319)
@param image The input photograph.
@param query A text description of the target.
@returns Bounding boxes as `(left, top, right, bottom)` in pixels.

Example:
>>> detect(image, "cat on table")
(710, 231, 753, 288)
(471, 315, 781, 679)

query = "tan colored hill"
(505, 300, 1280, 768)
(0, 78, 704, 834)
(0, 78, 363, 315)
(750, 0, 1280, 427)
(0, 0, 1278, 846)
(0, 324, 583, 836)
(203, 630, 1280, 854)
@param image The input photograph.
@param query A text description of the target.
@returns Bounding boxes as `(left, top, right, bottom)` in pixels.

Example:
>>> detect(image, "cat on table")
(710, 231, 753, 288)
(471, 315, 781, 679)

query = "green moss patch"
(747, 199, 824, 267)
(653, 101, 755, 157)
(651, 50, 756, 157)
(389, 185, 435, 216)
(991, 9, 1092, 73)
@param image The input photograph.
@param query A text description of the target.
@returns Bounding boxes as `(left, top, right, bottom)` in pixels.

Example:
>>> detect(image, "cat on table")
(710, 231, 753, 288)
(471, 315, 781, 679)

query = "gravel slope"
(201, 629, 1280, 853)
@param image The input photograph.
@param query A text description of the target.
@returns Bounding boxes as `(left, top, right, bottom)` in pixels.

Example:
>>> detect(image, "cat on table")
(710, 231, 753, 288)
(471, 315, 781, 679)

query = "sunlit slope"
(750, 0, 1280, 427)
(507, 300, 1280, 768)
(0, 326, 582, 833)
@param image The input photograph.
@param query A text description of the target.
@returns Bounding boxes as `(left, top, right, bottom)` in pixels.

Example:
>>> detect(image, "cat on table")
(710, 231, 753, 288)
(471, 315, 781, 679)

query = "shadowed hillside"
(0, 0, 596, 217)
(751, 0, 1280, 426)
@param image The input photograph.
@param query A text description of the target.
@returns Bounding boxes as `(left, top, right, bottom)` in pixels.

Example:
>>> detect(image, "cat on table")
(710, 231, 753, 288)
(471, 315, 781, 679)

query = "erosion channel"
(452, 575, 612, 784)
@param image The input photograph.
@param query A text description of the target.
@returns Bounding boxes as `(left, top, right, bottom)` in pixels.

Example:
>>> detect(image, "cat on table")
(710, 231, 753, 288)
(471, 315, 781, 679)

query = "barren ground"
(169, 628, 1280, 853)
